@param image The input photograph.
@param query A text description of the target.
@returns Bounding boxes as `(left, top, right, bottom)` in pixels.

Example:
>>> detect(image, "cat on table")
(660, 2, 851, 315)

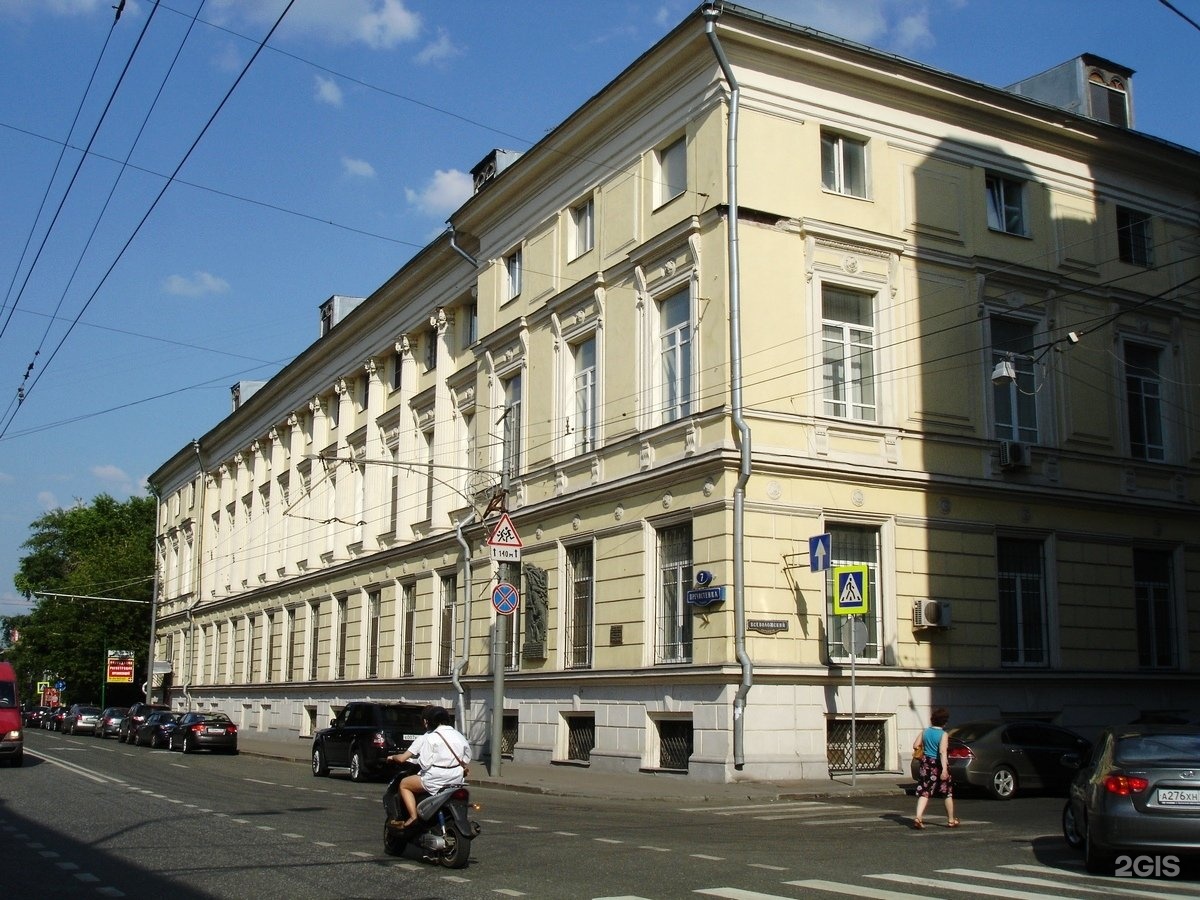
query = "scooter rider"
(387, 705, 470, 829)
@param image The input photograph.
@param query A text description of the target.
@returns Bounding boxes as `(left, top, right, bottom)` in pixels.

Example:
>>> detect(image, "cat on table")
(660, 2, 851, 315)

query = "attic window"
(1088, 72, 1128, 127)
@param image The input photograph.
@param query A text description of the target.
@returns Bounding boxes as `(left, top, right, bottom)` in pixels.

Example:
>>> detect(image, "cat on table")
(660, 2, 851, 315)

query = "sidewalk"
(236, 733, 912, 804)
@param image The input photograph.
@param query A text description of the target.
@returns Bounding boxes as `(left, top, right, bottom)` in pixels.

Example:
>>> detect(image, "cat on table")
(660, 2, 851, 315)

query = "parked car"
(134, 710, 179, 748)
(120, 702, 170, 743)
(63, 704, 102, 735)
(910, 719, 1090, 799)
(169, 711, 238, 754)
(45, 706, 69, 731)
(23, 705, 50, 728)
(311, 701, 427, 782)
(1063, 724, 1200, 873)
(96, 707, 128, 739)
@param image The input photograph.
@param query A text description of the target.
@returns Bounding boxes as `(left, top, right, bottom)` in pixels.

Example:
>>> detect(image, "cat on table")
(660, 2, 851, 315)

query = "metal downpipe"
(704, 3, 753, 771)
(452, 511, 476, 730)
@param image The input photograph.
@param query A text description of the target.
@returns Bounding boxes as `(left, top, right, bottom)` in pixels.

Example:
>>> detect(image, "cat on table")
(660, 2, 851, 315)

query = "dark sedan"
(96, 706, 128, 739)
(1064, 724, 1200, 873)
(23, 706, 50, 728)
(911, 719, 1090, 799)
(45, 707, 68, 731)
(134, 710, 179, 748)
(169, 711, 238, 754)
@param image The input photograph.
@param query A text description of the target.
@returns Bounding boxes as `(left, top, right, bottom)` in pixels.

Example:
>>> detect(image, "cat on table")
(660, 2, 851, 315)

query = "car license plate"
(1157, 788, 1200, 806)
(206, 727, 224, 734)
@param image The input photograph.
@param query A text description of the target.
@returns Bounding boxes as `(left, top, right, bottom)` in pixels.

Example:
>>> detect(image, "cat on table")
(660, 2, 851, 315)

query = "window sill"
(986, 226, 1032, 239)
(820, 187, 871, 202)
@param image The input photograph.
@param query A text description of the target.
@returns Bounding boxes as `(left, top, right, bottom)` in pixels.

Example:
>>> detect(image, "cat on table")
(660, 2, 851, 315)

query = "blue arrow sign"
(55, 679, 66, 691)
(809, 533, 831, 572)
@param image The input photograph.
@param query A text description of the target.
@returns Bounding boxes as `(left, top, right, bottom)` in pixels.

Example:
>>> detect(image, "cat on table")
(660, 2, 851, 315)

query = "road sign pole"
(490, 610, 505, 778)
(850, 620, 857, 788)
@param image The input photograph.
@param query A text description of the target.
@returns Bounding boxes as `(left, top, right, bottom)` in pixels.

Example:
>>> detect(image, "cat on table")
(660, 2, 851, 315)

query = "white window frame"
(988, 313, 1043, 444)
(397, 581, 416, 677)
(820, 129, 868, 198)
(654, 520, 693, 665)
(985, 173, 1028, 236)
(821, 284, 877, 422)
(564, 542, 594, 670)
(571, 335, 598, 454)
(504, 248, 522, 301)
(1117, 206, 1153, 267)
(997, 537, 1048, 668)
(654, 136, 686, 208)
(825, 523, 885, 665)
(658, 286, 693, 425)
(569, 196, 594, 259)
(501, 369, 523, 479)
(1134, 548, 1177, 669)
(1123, 339, 1166, 462)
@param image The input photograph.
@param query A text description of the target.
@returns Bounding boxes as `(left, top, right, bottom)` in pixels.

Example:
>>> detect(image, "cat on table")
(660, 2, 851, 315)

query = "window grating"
(826, 719, 885, 772)
(566, 716, 595, 762)
(501, 713, 518, 759)
(658, 719, 693, 771)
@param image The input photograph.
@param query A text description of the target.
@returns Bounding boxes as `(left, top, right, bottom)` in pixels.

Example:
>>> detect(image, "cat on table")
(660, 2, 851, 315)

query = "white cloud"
(404, 169, 473, 218)
(210, 0, 421, 50)
(342, 157, 377, 178)
(414, 28, 461, 66)
(37, 491, 58, 510)
(314, 75, 343, 107)
(92, 465, 134, 493)
(162, 271, 230, 297)
(744, 0, 936, 50)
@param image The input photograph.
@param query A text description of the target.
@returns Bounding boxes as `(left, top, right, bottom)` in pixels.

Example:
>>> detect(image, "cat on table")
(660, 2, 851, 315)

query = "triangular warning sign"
(487, 512, 523, 548)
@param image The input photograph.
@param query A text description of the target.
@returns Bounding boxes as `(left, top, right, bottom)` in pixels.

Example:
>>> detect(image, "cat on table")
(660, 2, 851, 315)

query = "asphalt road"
(4, 728, 1197, 899)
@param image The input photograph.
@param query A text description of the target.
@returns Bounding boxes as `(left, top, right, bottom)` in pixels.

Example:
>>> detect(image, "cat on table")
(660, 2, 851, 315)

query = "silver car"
(1063, 724, 1200, 873)
(64, 704, 103, 735)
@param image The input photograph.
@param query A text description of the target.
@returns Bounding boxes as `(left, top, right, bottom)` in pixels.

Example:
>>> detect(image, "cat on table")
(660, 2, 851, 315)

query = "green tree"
(1, 494, 155, 705)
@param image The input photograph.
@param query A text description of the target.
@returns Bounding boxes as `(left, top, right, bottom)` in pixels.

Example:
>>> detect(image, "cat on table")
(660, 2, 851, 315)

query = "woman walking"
(912, 707, 959, 829)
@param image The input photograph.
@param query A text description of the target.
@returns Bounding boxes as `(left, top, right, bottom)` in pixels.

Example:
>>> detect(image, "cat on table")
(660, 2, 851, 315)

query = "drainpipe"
(183, 439, 206, 708)
(148, 488, 163, 703)
(451, 510, 477, 729)
(704, 2, 753, 771)
(447, 223, 478, 267)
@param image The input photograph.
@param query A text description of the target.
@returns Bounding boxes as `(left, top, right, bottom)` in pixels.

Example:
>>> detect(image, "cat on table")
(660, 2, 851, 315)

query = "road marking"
(680, 802, 827, 813)
(747, 864, 787, 871)
(594, 838, 624, 844)
(97, 889, 126, 898)
(696, 888, 803, 899)
(256, 826, 275, 831)
(690, 854, 725, 861)
(350, 851, 373, 858)
(637, 845, 672, 852)
(21, 748, 124, 785)
(492, 890, 526, 896)
(74, 873, 101, 883)
(231, 818, 250, 824)
(552, 831, 578, 836)
(786, 881, 928, 900)
(55, 862, 79, 871)
(442, 876, 470, 883)
(869, 873, 1071, 899)
(516, 824, 539, 830)
(38, 850, 60, 858)
(282, 833, 303, 838)
(314, 841, 336, 847)
(948, 866, 1197, 898)
(245, 779, 276, 785)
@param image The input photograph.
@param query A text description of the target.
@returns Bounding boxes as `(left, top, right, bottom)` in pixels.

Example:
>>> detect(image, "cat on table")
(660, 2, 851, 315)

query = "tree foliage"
(1, 494, 155, 704)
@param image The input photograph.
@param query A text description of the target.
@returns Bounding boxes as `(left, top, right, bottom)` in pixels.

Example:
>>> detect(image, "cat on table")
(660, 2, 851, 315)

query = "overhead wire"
(0, 0, 299, 442)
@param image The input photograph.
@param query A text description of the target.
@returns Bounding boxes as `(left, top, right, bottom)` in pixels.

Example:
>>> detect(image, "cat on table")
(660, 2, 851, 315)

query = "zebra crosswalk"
(691, 861, 1200, 900)
(679, 800, 985, 829)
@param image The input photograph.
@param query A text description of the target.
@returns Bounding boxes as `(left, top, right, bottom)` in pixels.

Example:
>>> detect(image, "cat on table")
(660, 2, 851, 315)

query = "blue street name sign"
(685, 586, 725, 607)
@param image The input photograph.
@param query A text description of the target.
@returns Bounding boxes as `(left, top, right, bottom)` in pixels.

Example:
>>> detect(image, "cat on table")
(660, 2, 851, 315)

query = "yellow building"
(149, 4, 1199, 782)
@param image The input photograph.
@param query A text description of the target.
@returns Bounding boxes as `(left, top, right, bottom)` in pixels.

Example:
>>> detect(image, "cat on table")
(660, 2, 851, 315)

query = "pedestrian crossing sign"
(832, 565, 869, 615)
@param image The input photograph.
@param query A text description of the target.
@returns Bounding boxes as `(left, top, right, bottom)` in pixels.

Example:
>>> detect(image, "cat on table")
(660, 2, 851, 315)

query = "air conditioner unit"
(913, 600, 952, 629)
(998, 440, 1031, 469)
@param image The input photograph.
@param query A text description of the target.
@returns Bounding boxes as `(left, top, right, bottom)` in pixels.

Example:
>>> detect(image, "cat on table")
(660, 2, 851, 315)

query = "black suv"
(310, 701, 427, 782)
(120, 702, 170, 743)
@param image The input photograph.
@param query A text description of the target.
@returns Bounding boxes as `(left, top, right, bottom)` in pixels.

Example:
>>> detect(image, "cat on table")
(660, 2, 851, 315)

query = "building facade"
(149, 4, 1199, 782)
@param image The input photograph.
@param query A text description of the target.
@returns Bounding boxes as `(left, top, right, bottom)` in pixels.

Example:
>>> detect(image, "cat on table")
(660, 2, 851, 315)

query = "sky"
(1, 0, 1197, 619)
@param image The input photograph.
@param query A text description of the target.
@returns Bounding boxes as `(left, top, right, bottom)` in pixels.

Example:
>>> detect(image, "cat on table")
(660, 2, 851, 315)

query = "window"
(655, 522, 693, 664)
(424, 327, 438, 371)
(263, 612, 274, 683)
(398, 582, 415, 677)
(565, 544, 594, 669)
(570, 196, 594, 258)
(245, 616, 256, 684)
(500, 561, 522, 672)
(391, 349, 403, 391)
(985, 174, 1027, 236)
(655, 136, 686, 207)
(825, 525, 882, 663)
(285, 606, 297, 681)
(821, 286, 875, 422)
(422, 428, 435, 518)
(1125, 342, 1164, 461)
(1134, 549, 1175, 668)
(438, 574, 456, 677)
(335, 596, 348, 679)
(361, 373, 370, 411)
(366, 589, 381, 678)
(572, 337, 597, 453)
(1089, 74, 1129, 127)
(505, 248, 522, 301)
(659, 288, 692, 424)
(465, 303, 478, 346)
(997, 538, 1047, 666)
(820, 130, 867, 198)
(502, 372, 523, 478)
(1117, 207, 1153, 267)
(991, 316, 1039, 443)
(307, 601, 321, 681)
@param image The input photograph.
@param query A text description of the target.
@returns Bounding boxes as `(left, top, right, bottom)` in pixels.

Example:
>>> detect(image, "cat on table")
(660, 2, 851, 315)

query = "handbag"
(912, 744, 923, 761)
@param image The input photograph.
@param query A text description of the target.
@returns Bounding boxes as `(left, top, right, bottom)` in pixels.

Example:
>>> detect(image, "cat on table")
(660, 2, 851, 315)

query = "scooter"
(382, 762, 481, 868)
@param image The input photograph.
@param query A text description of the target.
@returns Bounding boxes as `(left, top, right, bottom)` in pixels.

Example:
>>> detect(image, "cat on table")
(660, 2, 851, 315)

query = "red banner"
(107, 655, 134, 683)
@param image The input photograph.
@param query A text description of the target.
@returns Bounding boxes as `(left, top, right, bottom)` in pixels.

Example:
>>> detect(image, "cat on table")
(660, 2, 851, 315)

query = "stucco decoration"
(523, 565, 548, 660)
